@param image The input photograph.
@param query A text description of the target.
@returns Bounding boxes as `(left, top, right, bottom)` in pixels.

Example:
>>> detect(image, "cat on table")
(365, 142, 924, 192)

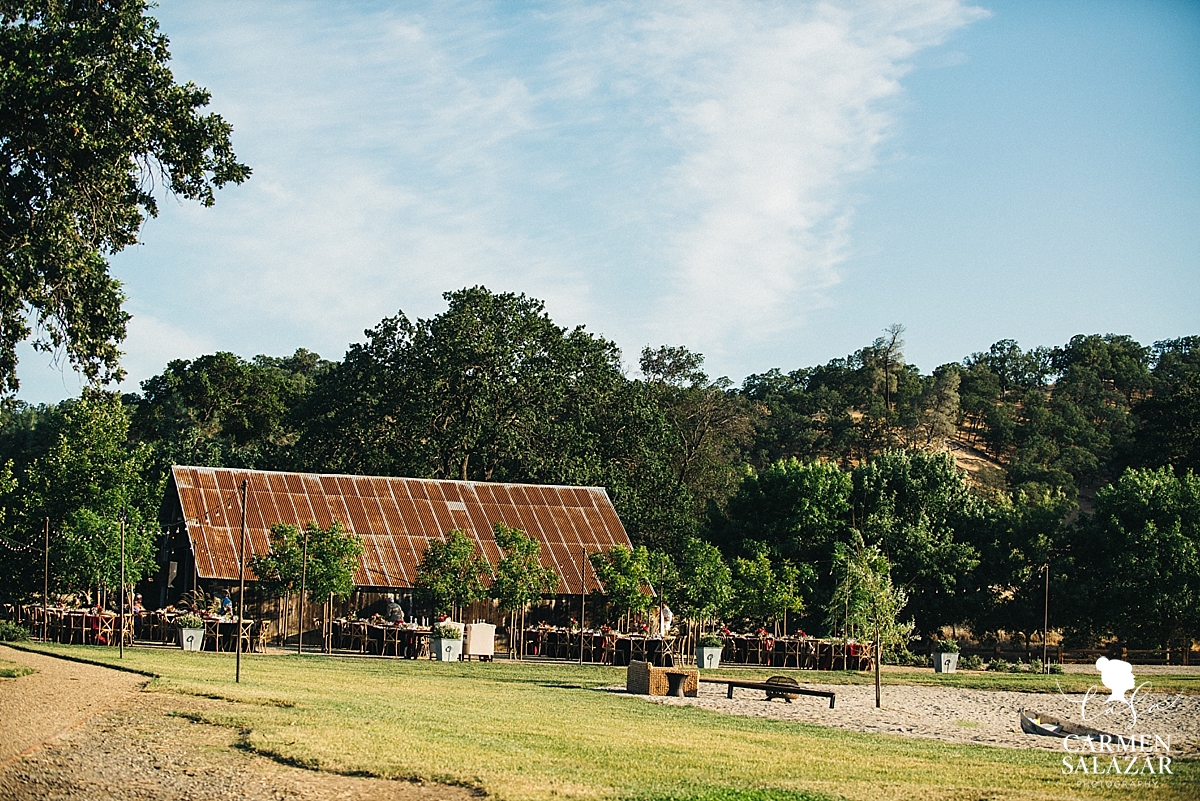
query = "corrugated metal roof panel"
(170, 466, 633, 591)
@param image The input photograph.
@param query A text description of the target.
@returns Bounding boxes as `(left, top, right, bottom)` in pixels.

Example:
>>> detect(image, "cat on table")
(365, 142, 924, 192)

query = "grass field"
(0, 657, 34, 678)
(16, 644, 1199, 801)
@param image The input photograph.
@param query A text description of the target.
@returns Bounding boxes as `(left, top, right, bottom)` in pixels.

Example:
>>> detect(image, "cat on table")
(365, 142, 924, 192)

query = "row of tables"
(26, 607, 268, 652)
(27, 608, 132, 646)
(519, 628, 872, 670)
(19, 607, 867, 669)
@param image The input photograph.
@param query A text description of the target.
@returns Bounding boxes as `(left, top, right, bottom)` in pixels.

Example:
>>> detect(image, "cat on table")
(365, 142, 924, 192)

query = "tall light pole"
(237, 479, 248, 683)
(579, 548, 587, 665)
(42, 517, 49, 642)
(119, 511, 126, 659)
(873, 596, 881, 708)
(1042, 562, 1050, 675)
(297, 526, 309, 656)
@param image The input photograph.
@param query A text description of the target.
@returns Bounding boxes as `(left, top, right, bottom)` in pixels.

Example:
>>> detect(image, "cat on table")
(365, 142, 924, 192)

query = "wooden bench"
(699, 675, 836, 709)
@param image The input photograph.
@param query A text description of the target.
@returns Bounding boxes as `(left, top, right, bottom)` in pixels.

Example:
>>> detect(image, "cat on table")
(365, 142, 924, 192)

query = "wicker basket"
(626, 660, 698, 696)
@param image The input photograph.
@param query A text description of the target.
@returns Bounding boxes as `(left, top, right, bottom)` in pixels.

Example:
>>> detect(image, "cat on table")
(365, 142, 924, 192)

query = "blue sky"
(16, 0, 1200, 403)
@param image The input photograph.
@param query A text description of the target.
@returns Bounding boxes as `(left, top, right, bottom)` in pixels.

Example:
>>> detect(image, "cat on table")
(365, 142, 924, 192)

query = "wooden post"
(119, 513, 126, 659)
(297, 525, 309, 655)
(237, 479, 248, 682)
(873, 596, 881, 708)
(1042, 563, 1049, 674)
(579, 548, 586, 665)
(42, 517, 49, 642)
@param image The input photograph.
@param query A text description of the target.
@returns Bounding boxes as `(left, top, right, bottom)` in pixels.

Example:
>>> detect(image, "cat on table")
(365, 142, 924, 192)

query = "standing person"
(658, 604, 674, 637)
(221, 592, 234, 616)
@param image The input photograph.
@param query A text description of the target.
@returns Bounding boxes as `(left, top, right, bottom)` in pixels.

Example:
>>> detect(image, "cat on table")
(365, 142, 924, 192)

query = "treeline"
(1, 287, 1197, 650)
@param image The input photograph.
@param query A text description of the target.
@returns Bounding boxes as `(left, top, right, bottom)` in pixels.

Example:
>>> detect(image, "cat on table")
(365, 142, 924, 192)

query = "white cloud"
(87, 0, 986, 400)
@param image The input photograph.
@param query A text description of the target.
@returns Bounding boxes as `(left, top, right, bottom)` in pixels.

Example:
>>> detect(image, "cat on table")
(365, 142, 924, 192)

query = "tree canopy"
(0, 0, 249, 393)
(415, 529, 489, 616)
(0, 280, 1196, 651)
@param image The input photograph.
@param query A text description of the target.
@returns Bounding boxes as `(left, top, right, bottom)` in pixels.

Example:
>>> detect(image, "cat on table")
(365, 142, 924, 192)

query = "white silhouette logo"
(1095, 656, 1136, 703)
(1059, 655, 1182, 730)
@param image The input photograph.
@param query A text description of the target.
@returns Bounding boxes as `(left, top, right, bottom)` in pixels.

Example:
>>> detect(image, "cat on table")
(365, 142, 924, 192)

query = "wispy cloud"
(72, 0, 984, 398)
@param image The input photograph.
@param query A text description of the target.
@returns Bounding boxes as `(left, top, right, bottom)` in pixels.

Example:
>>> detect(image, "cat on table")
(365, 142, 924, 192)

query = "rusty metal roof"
(168, 466, 631, 593)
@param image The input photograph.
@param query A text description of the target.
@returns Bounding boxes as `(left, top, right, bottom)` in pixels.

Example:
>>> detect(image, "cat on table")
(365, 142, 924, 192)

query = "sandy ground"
(640, 677, 1200, 756)
(0, 645, 475, 800)
(0, 645, 147, 768)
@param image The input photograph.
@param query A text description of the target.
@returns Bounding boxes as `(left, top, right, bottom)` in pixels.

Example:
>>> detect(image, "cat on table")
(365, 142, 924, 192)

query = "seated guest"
(132, 593, 145, 613)
(384, 595, 404, 624)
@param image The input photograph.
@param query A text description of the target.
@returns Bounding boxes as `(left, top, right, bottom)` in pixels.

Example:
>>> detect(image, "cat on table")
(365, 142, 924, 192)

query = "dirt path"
(0, 645, 147, 768)
(0, 645, 474, 800)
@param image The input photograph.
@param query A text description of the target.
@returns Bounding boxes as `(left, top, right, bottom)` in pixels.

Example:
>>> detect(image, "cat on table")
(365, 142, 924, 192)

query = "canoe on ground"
(1019, 708, 1117, 739)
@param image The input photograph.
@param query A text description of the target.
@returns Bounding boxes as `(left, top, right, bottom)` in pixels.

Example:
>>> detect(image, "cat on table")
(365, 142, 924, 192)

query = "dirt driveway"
(0, 645, 474, 800)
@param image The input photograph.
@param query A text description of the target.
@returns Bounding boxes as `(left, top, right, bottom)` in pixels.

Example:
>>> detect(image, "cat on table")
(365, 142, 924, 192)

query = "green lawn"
(15, 644, 1198, 801)
(0, 657, 34, 678)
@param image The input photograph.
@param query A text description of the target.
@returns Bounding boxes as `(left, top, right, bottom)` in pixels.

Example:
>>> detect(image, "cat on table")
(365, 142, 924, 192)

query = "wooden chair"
(601, 632, 618, 665)
(234, 620, 252, 653)
(346, 621, 368, 653)
(203, 618, 221, 651)
(96, 615, 116, 646)
(383, 626, 403, 658)
(629, 636, 648, 663)
(253, 620, 271, 653)
(43, 609, 62, 643)
(64, 612, 86, 645)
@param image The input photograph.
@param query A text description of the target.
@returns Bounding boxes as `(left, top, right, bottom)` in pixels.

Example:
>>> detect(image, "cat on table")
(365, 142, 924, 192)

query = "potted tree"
(933, 638, 960, 673)
(431, 622, 463, 662)
(696, 632, 724, 669)
(176, 613, 206, 651)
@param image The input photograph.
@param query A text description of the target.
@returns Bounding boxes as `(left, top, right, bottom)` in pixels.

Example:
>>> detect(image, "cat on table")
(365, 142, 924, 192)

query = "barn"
(151, 465, 634, 624)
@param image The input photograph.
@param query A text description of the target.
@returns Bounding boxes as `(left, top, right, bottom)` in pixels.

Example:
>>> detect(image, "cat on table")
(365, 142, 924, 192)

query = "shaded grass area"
(701, 667, 1200, 695)
(0, 658, 34, 678)
(24, 644, 1198, 801)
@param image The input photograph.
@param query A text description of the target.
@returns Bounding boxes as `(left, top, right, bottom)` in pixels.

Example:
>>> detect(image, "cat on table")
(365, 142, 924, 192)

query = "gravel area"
(640, 678, 1200, 756)
(0, 645, 474, 800)
(0, 644, 147, 768)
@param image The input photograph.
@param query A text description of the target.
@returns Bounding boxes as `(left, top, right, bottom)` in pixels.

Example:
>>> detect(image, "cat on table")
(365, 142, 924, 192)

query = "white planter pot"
(432, 637, 462, 662)
(934, 651, 958, 673)
(696, 646, 722, 670)
(179, 627, 205, 651)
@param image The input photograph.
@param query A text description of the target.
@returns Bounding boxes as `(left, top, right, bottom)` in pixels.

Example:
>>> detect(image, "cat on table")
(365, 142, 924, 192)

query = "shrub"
(1029, 658, 1044, 674)
(0, 621, 30, 642)
(987, 658, 1010, 672)
(175, 613, 205, 629)
(432, 623, 463, 640)
(1049, 663, 1064, 674)
(959, 654, 984, 671)
(1007, 660, 1026, 673)
(698, 633, 724, 649)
